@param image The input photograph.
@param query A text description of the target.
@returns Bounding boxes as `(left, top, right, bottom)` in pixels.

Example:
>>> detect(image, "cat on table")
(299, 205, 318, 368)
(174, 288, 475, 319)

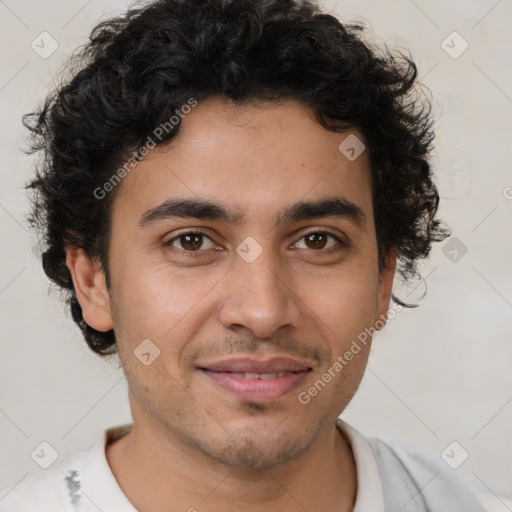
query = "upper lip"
(198, 357, 312, 373)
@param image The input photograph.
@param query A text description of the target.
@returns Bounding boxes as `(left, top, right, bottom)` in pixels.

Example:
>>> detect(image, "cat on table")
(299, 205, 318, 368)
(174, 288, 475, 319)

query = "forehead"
(113, 96, 373, 228)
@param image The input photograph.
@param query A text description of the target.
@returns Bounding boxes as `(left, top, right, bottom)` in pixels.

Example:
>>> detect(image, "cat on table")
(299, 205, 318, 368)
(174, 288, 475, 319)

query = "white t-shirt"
(0, 419, 493, 511)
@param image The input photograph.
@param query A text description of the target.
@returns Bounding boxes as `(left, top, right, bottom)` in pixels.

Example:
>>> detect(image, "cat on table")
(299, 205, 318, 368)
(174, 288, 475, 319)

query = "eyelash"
(163, 229, 348, 258)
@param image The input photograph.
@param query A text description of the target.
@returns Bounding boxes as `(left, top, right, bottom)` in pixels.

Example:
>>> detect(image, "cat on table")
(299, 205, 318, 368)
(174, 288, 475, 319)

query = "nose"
(217, 246, 302, 340)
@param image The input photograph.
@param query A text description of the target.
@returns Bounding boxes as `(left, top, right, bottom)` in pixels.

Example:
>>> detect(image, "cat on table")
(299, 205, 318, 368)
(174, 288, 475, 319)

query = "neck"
(106, 419, 357, 511)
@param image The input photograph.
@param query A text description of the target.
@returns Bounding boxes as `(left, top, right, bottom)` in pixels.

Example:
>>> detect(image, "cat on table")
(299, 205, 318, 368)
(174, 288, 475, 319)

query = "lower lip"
(200, 370, 310, 402)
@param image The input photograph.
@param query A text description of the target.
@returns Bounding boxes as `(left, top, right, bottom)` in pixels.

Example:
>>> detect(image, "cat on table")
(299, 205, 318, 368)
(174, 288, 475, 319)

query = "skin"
(66, 96, 397, 512)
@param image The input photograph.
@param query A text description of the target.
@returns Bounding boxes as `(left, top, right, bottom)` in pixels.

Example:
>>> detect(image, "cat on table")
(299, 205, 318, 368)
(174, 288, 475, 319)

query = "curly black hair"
(23, 0, 450, 357)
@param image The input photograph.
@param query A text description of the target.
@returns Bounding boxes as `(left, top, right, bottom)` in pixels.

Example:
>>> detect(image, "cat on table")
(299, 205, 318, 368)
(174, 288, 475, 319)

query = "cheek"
(121, 348, 191, 422)
(110, 262, 216, 341)
(109, 265, 222, 390)
(299, 267, 379, 333)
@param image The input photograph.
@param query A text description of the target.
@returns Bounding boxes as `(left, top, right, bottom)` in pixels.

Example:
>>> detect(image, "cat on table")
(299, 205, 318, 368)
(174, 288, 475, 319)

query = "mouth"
(197, 357, 313, 402)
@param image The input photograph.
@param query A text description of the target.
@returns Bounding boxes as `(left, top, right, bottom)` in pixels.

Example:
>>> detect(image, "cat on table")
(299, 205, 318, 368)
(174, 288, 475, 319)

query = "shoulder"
(0, 442, 98, 512)
(368, 436, 487, 512)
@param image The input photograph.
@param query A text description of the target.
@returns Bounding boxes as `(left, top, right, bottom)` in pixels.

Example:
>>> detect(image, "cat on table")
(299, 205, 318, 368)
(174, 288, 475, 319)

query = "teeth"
(241, 372, 289, 379)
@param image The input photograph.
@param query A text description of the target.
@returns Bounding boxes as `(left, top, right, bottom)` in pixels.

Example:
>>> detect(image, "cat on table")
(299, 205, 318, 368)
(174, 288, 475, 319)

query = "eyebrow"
(138, 196, 366, 229)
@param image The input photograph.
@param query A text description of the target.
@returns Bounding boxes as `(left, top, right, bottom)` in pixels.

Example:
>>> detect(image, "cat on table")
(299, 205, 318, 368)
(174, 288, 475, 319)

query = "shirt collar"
(89, 420, 385, 511)
(336, 418, 386, 512)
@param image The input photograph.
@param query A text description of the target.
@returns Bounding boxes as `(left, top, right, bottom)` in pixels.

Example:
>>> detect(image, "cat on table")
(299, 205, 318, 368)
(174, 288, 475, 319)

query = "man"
(0, 0, 487, 510)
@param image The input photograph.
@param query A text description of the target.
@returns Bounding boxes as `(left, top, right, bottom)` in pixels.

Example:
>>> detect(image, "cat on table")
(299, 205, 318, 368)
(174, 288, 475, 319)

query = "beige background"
(1, 0, 511, 506)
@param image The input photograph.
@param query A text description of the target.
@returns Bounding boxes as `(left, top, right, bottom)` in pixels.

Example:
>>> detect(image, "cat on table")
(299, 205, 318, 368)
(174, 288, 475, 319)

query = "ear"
(375, 246, 398, 328)
(65, 246, 114, 332)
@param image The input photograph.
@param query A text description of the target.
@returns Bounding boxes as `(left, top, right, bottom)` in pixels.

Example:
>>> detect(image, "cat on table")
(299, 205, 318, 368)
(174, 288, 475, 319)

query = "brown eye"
(165, 231, 216, 253)
(304, 232, 328, 250)
(179, 233, 203, 251)
(295, 231, 345, 252)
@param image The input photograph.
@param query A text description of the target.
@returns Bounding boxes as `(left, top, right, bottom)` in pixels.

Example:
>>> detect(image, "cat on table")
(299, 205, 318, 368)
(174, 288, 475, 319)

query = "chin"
(197, 424, 320, 470)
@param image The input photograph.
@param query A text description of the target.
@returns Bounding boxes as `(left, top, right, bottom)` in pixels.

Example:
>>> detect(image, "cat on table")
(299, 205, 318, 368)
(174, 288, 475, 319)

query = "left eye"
(293, 231, 343, 251)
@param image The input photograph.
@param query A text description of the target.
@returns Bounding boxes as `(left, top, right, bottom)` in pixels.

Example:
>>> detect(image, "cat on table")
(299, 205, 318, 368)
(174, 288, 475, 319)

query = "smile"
(197, 356, 313, 402)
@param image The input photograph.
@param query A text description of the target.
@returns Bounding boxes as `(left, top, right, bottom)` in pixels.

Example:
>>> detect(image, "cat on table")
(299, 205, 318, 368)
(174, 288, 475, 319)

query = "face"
(70, 97, 396, 469)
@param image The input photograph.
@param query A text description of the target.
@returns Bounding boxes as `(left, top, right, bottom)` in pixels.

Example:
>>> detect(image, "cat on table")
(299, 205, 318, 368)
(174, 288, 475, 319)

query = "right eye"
(163, 231, 219, 256)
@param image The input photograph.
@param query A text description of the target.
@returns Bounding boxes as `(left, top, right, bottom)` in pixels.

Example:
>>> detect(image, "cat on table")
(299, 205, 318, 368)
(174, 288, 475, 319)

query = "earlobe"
(376, 247, 398, 327)
(65, 246, 114, 332)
